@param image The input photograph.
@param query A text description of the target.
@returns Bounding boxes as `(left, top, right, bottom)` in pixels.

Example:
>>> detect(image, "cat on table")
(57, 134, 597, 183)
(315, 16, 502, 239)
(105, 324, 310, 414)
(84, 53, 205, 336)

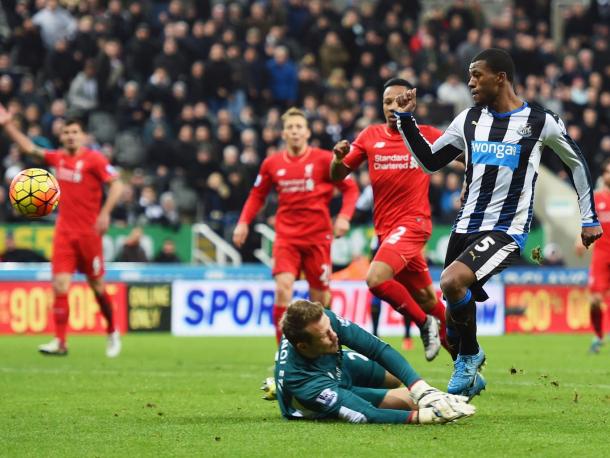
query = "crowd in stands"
(0, 0, 609, 262)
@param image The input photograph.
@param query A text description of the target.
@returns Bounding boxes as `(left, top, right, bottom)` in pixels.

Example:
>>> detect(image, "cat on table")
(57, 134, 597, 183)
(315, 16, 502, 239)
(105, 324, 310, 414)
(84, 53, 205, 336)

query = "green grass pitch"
(2, 334, 609, 457)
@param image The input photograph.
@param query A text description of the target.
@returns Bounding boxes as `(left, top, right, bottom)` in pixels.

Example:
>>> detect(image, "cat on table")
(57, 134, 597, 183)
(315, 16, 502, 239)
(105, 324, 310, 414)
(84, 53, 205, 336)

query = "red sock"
(591, 306, 603, 339)
(53, 293, 69, 346)
(273, 304, 287, 344)
(370, 280, 427, 326)
(95, 291, 115, 334)
(430, 299, 449, 349)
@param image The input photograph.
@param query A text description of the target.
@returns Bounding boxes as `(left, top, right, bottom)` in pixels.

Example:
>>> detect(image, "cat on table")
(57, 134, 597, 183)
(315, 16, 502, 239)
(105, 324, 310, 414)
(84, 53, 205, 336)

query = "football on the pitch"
(9, 168, 60, 218)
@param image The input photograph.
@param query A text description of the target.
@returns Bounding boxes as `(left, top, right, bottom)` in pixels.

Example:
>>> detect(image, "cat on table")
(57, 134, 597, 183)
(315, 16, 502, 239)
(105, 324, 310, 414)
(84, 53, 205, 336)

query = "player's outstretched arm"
(543, 112, 602, 248)
(394, 89, 463, 173)
(0, 103, 44, 159)
(329, 140, 352, 180)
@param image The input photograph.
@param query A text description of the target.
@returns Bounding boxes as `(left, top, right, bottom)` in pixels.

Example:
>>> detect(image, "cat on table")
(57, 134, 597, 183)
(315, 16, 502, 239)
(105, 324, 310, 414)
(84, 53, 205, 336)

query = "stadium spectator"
(32, 0, 77, 50)
(0, 0, 606, 267)
(116, 226, 148, 262)
(153, 238, 182, 263)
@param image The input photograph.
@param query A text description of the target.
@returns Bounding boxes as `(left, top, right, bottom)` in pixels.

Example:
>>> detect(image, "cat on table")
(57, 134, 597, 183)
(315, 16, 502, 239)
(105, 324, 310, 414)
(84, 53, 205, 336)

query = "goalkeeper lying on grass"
(267, 299, 475, 424)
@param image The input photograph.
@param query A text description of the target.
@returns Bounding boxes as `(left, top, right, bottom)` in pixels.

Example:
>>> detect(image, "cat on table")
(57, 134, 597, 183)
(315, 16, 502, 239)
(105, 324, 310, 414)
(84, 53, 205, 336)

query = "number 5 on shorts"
(474, 236, 496, 252)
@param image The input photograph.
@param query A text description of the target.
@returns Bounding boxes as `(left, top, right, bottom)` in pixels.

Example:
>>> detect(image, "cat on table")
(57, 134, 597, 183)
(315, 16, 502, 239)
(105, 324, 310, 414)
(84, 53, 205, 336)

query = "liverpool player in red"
(0, 106, 123, 357)
(233, 107, 359, 344)
(330, 78, 449, 362)
(577, 158, 610, 353)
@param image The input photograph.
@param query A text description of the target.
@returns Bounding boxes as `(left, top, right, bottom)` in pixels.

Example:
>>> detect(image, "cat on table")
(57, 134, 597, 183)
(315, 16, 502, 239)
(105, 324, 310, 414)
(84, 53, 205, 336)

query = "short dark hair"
(383, 77, 413, 91)
(280, 299, 325, 346)
(472, 48, 515, 82)
(64, 118, 86, 131)
(602, 157, 610, 173)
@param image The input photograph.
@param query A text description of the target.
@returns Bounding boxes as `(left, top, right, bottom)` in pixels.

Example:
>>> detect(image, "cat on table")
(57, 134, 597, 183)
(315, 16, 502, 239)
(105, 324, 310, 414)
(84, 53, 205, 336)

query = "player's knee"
(591, 295, 603, 308)
(366, 271, 384, 289)
(439, 271, 465, 299)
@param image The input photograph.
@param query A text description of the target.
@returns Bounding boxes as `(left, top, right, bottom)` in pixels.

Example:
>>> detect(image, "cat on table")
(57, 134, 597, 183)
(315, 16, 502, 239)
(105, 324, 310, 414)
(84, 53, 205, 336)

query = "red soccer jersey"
(593, 189, 610, 252)
(238, 147, 359, 244)
(44, 148, 118, 234)
(343, 124, 442, 239)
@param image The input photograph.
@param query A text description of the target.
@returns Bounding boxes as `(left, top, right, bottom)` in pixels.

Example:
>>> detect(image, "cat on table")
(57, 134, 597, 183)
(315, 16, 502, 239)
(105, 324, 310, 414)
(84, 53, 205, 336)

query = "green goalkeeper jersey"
(274, 309, 421, 420)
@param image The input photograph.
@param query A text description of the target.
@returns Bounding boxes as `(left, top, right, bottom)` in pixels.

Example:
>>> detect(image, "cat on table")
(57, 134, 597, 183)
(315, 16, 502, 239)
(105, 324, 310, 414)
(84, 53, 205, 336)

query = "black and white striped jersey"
(396, 102, 599, 249)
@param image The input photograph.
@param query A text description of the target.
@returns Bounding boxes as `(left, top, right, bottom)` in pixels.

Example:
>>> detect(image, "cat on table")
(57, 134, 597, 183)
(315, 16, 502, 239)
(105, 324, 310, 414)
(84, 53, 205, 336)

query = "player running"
(330, 78, 448, 362)
(395, 48, 602, 397)
(274, 299, 475, 424)
(233, 107, 359, 344)
(577, 158, 610, 353)
(0, 105, 123, 357)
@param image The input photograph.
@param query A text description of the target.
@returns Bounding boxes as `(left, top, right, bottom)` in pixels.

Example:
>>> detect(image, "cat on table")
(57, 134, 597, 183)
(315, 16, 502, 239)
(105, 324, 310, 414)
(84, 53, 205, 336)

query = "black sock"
(448, 289, 479, 356)
(371, 296, 381, 336)
(445, 312, 460, 361)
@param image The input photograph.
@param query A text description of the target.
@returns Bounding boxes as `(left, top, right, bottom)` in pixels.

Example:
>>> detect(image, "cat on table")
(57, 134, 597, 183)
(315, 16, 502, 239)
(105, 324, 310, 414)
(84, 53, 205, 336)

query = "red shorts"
(272, 241, 331, 290)
(375, 220, 433, 292)
(589, 248, 610, 293)
(52, 230, 105, 279)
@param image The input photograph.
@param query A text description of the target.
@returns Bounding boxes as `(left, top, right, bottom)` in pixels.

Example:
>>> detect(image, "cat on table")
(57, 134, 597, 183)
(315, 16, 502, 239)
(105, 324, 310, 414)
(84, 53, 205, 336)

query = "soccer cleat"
(419, 315, 441, 361)
(464, 373, 487, 400)
(106, 331, 122, 358)
(261, 377, 277, 401)
(38, 338, 68, 356)
(589, 337, 604, 354)
(447, 348, 486, 395)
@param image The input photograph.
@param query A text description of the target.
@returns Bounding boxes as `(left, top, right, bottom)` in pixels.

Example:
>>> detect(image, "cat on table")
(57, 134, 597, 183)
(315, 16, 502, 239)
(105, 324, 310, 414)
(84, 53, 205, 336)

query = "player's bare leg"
(273, 272, 295, 344)
(367, 261, 440, 361)
(441, 261, 486, 396)
(410, 284, 453, 358)
(589, 292, 605, 353)
(39, 273, 71, 356)
(89, 276, 121, 358)
(309, 287, 331, 307)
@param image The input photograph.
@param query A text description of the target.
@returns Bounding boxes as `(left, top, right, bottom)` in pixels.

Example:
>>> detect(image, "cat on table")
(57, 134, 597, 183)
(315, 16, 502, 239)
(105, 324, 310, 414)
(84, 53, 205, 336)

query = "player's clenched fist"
(394, 88, 417, 113)
(332, 140, 350, 160)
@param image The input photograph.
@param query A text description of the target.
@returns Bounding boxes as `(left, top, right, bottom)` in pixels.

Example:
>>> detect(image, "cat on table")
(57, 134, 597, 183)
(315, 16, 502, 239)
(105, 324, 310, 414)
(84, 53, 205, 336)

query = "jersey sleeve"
(94, 155, 119, 183)
(396, 110, 466, 173)
(342, 128, 369, 170)
(326, 310, 421, 387)
(43, 150, 61, 167)
(237, 158, 274, 225)
(542, 113, 599, 226)
(287, 377, 412, 424)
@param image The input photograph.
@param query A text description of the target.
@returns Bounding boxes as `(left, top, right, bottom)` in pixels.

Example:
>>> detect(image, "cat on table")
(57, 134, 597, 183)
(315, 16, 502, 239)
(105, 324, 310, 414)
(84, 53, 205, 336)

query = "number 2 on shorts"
(387, 226, 406, 245)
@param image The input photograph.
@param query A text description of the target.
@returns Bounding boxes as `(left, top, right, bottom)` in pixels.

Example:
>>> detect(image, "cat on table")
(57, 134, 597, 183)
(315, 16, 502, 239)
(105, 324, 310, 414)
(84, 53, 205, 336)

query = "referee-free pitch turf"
(1, 334, 609, 457)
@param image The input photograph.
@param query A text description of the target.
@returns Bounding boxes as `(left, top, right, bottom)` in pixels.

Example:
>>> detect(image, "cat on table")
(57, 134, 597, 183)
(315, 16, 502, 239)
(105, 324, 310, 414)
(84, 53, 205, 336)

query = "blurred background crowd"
(0, 0, 608, 263)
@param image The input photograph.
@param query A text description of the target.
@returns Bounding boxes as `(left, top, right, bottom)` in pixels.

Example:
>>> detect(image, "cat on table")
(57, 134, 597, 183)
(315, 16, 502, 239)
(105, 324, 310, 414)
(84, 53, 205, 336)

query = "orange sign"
(0, 282, 127, 334)
(505, 285, 596, 333)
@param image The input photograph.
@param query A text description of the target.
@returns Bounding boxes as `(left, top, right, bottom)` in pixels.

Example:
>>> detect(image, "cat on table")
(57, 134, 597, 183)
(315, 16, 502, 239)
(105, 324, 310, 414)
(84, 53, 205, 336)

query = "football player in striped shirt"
(395, 48, 602, 397)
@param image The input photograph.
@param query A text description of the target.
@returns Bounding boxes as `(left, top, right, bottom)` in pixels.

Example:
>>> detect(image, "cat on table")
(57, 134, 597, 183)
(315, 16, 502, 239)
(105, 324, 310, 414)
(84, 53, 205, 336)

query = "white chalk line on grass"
(2, 366, 610, 389)
(0, 366, 259, 379)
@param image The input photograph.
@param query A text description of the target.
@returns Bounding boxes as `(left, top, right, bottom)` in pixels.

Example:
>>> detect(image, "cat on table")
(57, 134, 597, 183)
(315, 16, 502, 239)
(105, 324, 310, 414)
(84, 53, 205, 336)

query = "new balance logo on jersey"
(277, 169, 286, 176)
(373, 142, 386, 148)
(471, 140, 521, 170)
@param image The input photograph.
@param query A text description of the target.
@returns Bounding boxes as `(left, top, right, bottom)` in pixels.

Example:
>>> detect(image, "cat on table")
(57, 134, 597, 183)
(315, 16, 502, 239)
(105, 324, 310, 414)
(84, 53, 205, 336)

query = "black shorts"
(444, 231, 521, 301)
